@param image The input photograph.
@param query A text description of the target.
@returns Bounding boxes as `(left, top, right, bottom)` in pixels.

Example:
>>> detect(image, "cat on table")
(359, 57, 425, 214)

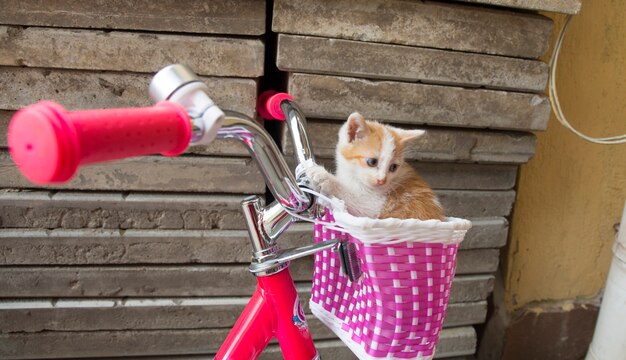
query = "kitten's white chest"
(350, 189, 386, 218)
(336, 173, 386, 218)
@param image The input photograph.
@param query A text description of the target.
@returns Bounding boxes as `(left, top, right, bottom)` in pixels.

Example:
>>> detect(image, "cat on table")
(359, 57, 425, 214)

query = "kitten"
(306, 112, 445, 220)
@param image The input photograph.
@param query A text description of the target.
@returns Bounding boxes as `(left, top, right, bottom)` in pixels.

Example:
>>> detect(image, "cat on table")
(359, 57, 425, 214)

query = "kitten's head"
(336, 112, 424, 190)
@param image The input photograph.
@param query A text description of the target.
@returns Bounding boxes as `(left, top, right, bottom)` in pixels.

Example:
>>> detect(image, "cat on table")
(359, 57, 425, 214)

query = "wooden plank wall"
(272, 0, 576, 357)
(0, 1, 268, 359)
(0, 0, 580, 359)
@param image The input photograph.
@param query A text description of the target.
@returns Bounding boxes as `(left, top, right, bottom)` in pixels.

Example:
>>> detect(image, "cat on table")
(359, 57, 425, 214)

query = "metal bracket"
(336, 241, 363, 282)
(249, 240, 340, 274)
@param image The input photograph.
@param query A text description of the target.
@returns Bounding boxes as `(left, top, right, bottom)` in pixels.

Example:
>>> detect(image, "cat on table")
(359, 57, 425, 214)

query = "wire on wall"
(549, 14, 626, 145)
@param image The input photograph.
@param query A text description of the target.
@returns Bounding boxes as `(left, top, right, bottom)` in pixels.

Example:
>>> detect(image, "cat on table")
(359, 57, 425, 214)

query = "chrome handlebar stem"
(217, 111, 311, 213)
(217, 107, 321, 275)
(217, 111, 317, 274)
(281, 100, 316, 171)
(150, 64, 321, 275)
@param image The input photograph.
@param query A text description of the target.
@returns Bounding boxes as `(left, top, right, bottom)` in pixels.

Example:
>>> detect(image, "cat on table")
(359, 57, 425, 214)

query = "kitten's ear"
(394, 128, 425, 144)
(346, 112, 369, 143)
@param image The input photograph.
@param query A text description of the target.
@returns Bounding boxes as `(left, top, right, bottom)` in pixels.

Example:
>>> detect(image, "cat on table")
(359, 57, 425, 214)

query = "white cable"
(283, 187, 346, 233)
(549, 15, 626, 145)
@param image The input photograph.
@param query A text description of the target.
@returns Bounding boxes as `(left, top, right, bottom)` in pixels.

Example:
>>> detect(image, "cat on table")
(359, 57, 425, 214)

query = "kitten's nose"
(376, 178, 386, 186)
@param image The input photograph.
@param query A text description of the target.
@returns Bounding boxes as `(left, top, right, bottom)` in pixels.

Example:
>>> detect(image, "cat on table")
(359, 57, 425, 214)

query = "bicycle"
(8, 64, 471, 360)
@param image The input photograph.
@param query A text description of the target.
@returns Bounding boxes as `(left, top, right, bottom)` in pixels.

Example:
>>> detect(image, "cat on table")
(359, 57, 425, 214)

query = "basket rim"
(320, 198, 472, 245)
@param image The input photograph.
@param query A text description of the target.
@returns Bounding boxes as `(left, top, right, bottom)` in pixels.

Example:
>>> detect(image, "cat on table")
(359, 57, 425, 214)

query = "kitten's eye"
(389, 164, 398, 172)
(366, 158, 378, 167)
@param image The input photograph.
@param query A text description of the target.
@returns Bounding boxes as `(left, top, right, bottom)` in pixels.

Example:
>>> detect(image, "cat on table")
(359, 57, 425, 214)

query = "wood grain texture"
(0, 0, 266, 35)
(0, 190, 247, 230)
(288, 74, 551, 131)
(0, 67, 257, 117)
(277, 34, 548, 92)
(456, 0, 581, 14)
(0, 153, 264, 194)
(0, 152, 516, 193)
(0, 26, 264, 77)
(273, 0, 552, 58)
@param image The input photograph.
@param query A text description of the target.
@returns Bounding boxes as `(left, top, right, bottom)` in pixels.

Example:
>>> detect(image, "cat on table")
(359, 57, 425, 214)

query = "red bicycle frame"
(216, 268, 318, 360)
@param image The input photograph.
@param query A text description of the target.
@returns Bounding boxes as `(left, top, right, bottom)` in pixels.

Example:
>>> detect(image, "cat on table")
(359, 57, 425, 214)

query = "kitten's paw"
(305, 165, 333, 192)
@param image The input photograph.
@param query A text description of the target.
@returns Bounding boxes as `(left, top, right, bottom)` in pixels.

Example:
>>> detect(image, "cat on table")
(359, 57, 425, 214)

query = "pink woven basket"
(310, 206, 471, 360)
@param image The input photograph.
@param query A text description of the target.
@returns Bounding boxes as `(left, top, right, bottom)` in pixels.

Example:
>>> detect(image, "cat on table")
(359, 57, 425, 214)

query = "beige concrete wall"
(505, 0, 626, 311)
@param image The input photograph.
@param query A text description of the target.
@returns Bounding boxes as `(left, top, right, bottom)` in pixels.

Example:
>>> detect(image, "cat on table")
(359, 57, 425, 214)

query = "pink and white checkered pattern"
(311, 210, 465, 360)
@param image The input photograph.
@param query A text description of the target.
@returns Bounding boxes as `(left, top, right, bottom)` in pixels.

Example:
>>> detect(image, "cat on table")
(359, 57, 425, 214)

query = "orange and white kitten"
(306, 113, 445, 220)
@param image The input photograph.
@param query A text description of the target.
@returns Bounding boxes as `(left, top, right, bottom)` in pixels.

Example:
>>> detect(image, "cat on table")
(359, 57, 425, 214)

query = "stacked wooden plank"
(0, 0, 583, 358)
(0, 1, 267, 359)
(457, 0, 581, 13)
(272, 0, 562, 357)
(0, 1, 495, 358)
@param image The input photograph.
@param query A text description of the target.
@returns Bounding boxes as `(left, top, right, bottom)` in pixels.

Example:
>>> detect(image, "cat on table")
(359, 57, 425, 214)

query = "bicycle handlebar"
(7, 63, 326, 280)
(258, 90, 315, 174)
(7, 100, 191, 184)
(7, 63, 315, 225)
(258, 91, 294, 121)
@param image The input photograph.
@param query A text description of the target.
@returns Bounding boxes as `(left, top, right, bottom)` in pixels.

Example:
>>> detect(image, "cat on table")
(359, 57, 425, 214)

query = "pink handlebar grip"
(7, 101, 191, 184)
(257, 90, 294, 121)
